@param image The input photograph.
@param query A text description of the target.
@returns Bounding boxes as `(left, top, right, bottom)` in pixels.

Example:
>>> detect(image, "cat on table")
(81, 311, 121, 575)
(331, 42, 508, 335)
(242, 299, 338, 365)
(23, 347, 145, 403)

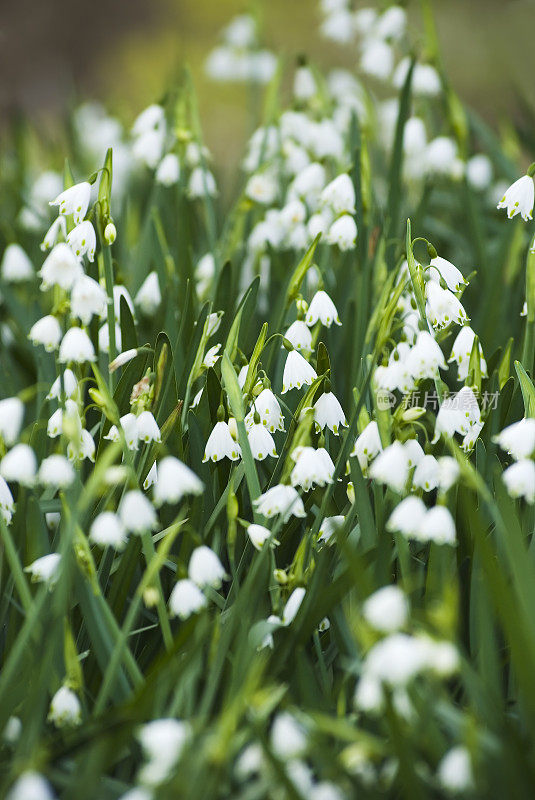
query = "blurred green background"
(2, 0, 535, 180)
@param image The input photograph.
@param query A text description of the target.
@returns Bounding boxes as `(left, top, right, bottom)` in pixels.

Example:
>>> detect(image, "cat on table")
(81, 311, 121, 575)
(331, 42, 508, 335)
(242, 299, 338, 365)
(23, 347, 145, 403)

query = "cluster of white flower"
(205, 14, 277, 85)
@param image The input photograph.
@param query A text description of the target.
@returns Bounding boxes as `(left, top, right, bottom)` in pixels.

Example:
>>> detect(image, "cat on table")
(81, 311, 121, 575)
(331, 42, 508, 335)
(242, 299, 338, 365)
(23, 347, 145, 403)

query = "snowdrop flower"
(376, 4, 406, 39)
(41, 215, 67, 252)
(320, 174, 356, 215)
(59, 327, 96, 363)
(403, 117, 427, 157)
(25, 553, 61, 584)
(248, 421, 277, 461)
(413, 454, 440, 492)
(455, 386, 482, 435)
(253, 484, 306, 520)
(305, 290, 341, 328)
(424, 137, 461, 177)
(132, 129, 166, 169)
(437, 747, 473, 793)
(50, 181, 91, 224)
(105, 412, 139, 450)
(169, 579, 207, 619)
(0, 397, 24, 446)
(245, 172, 279, 205)
(406, 330, 446, 380)
(143, 461, 158, 490)
(288, 161, 327, 201)
(135, 271, 161, 315)
(89, 511, 127, 550)
(119, 490, 157, 534)
(321, 8, 355, 43)
(314, 389, 347, 434)
(284, 320, 312, 353)
(138, 719, 190, 786)
(387, 495, 428, 537)
(108, 348, 138, 373)
(66, 220, 96, 261)
(0, 477, 14, 525)
(6, 772, 55, 800)
(188, 167, 217, 199)
(70, 275, 107, 324)
(294, 65, 317, 100)
(437, 456, 460, 492)
(282, 349, 317, 393)
(425, 281, 468, 329)
(3, 716, 22, 744)
(360, 39, 394, 81)
(351, 421, 383, 472)
(271, 711, 307, 759)
(283, 592, 306, 628)
(247, 523, 277, 550)
(1, 444, 37, 485)
(29, 315, 62, 351)
(363, 633, 432, 686)
(1, 244, 34, 282)
(503, 459, 535, 503)
(417, 505, 456, 544)
(47, 399, 80, 440)
(38, 454, 75, 489)
(203, 419, 241, 462)
(136, 411, 161, 444)
(291, 446, 333, 491)
(39, 243, 83, 291)
(156, 153, 180, 186)
(428, 256, 467, 292)
(326, 214, 357, 250)
(497, 173, 535, 221)
(494, 418, 535, 461)
(449, 326, 487, 381)
(466, 154, 493, 191)
(132, 103, 165, 136)
(68, 428, 95, 464)
(369, 441, 409, 493)
(393, 58, 440, 96)
(247, 388, 284, 432)
(203, 344, 221, 368)
(188, 545, 226, 588)
(48, 686, 81, 727)
(318, 514, 345, 544)
(432, 396, 464, 442)
(404, 438, 424, 469)
(235, 743, 264, 779)
(98, 322, 122, 354)
(363, 586, 409, 633)
(153, 456, 203, 505)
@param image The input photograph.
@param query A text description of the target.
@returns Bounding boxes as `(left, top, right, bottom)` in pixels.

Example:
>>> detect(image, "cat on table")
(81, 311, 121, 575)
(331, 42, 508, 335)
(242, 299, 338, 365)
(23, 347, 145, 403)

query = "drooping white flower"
(291, 446, 333, 492)
(245, 388, 284, 432)
(169, 579, 207, 619)
(203, 420, 241, 463)
(293, 65, 317, 99)
(39, 243, 83, 291)
(6, 771, 55, 800)
(41, 215, 67, 252)
(132, 129, 166, 169)
(314, 390, 347, 434)
(137, 718, 190, 787)
(0, 444, 37, 486)
(89, 511, 127, 550)
(425, 281, 468, 329)
(188, 167, 217, 199)
(47, 399, 81, 440)
(253, 484, 306, 521)
(188, 545, 226, 588)
(393, 58, 440, 95)
(143, 461, 158, 490)
(47, 370, 77, 402)
(153, 456, 203, 505)
(1, 244, 34, 282)
(351, 420, 383, 472)
(136, 411, 161, 444)
(25, 553, 61, 584)
(368, 441, 409, 493)
(466, 154, 493, 191)
(494, 418, 535, 461)
(424, 136, 462, 178)
(503, 459, 535, 503)
(156, 153, 181, 186)
(203, 344, 221, 368)
(66, 220, 96, 261)
(248, 422, 277, 461)
(0, 476, 15, 525)
(449, 326, 487, 381)
(326, 214, 357, 250)
(320, 174, 356, 215)
(318, 514, 345, 544)
(245, 171, 279, 205)
(284, 320, 312, 353)
(360, 39, 394, 81)
(406, 330, 446, 380)
(38, 455, 75, 489)
(363, 586, 409, 633)
(119, 490, 157, 534)
(48, 686, 81, 727)
(282, 587, 306, 625)
(305, 290, 341, 328)
(437, 456, 460, 492)
(404, 438, 424, 469)
(70, 275, 107, 324)
(135, 271, 162, 315)
(417, 505, 456, 544)
(50, 181, 91, 224)
(437, 746, 473, 793)
(412, 454, 440, 492)
(428, 256, 467, 292)
(247, 523, 277, 551)
(98, 322, 122, 354)
(59, 327, 96, 364)
(497, 174, 534, 221)
(0, 398, 24, 446)
(29, 315, 62, 351)
(107, 412, 139, 451)
(387, 495, 427, 538)
(282, 349, 317, 393)
(68, 428, 95, 464)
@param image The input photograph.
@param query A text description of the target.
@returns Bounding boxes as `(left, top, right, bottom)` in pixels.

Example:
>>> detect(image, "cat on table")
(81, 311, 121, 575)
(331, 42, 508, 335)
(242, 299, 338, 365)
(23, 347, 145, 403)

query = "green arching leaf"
(243, 322, 268, 398)
(515, 360, 535, 418)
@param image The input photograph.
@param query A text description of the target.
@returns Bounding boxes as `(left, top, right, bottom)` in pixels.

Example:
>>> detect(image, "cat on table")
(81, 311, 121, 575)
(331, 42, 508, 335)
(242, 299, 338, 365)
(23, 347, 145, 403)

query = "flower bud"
(104, 222, 116, 245)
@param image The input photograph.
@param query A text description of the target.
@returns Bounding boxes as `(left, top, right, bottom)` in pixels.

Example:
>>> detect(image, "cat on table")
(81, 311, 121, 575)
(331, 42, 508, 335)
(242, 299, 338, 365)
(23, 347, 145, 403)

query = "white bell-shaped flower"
(363, 586, 409, 633)
(351, 420, 383, 472)
(137, 718, 190, 786)
(98, 322, 122, 354)
(59, 327, 96, 364)
(66, 220, 96, 262)
(253, 484, 306, 521)
(47, 399, 80, 439)
(50, 181, 91, 224)
(314, 389, 347, 434)
(326, 214, 357, 250)
(245, 388, 284, 432)
(368, 441, 409, 493)
(41, 215, 67, 252)
(291, 446, 333, 491)
(68, 428, 95, 463)
(405, 330, 446, 380)
(135, 271, 162, 316)
(48, 686, 81, 727)
(387, 496, 427, 536)
(132, 129, 166, 169)
(153, 456, 203, 505)
(245, 171, 279, 205)
(305, 290, 341, 328)
(270, 710, 307, 759)
(119, 490, 157, 534)
(360, 39, 394, 81)
(0, 444, 37, 486)
(449, 326, 487, 381)
(188, 167, 217, 199)
(0, 476, 15, 525)
(455, 386, 482, 435)
(412, 454, 440, 491)
(247, 421, 277, 461)
(404, 438, 424, 469)
(284, 320, 312, 353)
(320, 174, 356, 215)
(38, 454, 75, 489)
(417, 506, 456, 544)
(203, 420, 241, 463)
(281, 587, 307, 627)
(437, 746, 474, 794)
(188, 545, 226, 588)
(70, 275, 107, 324)
(169, 579, 207, 619)
(29, 315, 62, 351)
(428, 256, 467, 292)
(89, 511, 127, 550)
(0, 397, 24, 446)
(1, 244, 34, 282)
(25, 553, 61, 584)
(282, 349, 317, 393)
(156, 153, 181, 186)
(247, 523, 277, 551)
(6, 772, 55, 800)
(143, 461, 158, 490)
(39, 243, 83, 291)
(494, 418, 535, 461)
(203, 344, 221, 368)
(318, 514, 345, 544)
(497, 174, 534, 221)
(47, 369, 78, 400)
(425, 281, 468, 329)
(503, 459, 535, 503)
(136, 411, 161, 444)
(437, 456, 460, 492)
